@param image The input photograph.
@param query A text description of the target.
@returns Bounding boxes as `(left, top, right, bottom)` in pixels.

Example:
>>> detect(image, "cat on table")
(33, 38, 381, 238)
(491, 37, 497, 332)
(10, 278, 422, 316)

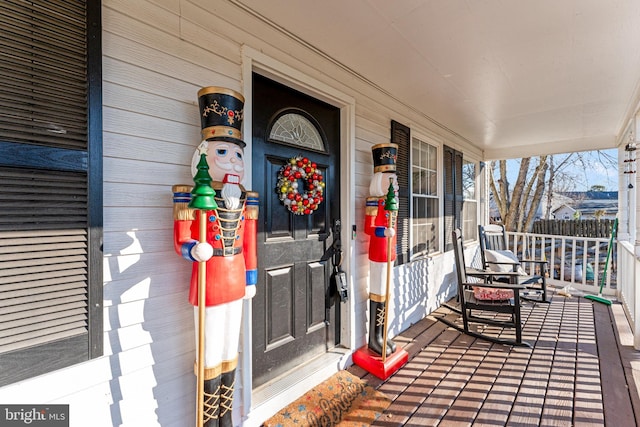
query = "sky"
(502, 148, 619, 192)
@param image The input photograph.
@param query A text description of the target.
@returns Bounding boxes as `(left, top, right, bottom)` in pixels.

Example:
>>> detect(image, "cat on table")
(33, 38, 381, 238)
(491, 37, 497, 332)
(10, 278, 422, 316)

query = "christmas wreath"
(276, 156, 325, 215)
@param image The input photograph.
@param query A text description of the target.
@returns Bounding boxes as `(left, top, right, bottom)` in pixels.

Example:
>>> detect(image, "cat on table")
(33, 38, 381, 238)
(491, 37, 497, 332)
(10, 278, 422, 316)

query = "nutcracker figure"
(172, 87, 258, 427)
(364, 143, 399, 357)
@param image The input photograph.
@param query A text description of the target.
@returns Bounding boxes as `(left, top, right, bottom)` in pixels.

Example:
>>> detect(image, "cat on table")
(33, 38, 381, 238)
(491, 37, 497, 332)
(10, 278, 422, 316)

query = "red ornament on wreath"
(276, 156, 325, 215)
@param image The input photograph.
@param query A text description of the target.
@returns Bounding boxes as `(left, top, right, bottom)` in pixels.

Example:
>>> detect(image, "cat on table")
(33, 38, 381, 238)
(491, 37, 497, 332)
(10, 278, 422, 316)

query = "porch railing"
(618, 240, 640, 349)
(506, 231, 616, 295)
(505, 231, 640, 350)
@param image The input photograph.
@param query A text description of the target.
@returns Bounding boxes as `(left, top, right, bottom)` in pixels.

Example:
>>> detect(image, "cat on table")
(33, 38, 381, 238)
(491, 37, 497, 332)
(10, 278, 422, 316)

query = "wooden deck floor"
(348, 295, 640, 426)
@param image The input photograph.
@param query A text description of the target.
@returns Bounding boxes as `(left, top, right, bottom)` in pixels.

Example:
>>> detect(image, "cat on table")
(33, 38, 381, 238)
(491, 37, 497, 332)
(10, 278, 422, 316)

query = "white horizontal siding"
(0, 0, 479, 426)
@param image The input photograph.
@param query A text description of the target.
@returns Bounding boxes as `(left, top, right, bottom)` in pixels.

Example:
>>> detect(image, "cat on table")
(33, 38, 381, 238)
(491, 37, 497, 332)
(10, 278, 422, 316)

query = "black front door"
(251, 73, 341, 388)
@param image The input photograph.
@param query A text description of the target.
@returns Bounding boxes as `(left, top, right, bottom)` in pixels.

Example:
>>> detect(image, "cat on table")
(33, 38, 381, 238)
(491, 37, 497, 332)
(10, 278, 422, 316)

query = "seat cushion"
(472, 286, 514, 301)
(485, 249, 526, 274)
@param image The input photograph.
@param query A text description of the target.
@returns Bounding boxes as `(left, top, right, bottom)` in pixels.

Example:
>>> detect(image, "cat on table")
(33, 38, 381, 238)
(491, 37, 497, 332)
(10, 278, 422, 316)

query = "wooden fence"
(531, 219, 616, 238)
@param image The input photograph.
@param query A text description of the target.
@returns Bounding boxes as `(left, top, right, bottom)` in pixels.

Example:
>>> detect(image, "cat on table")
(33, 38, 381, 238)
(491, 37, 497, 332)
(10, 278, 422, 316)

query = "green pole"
(584, 217, 617, 306)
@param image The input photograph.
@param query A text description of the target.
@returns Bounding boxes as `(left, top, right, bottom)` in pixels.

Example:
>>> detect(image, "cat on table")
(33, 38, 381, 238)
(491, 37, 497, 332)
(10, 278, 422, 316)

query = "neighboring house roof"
(573, 199, 619, 215)
(551, 193, 618, 218)
(557, 191, 618, 200)
(488, 191, 619, 220)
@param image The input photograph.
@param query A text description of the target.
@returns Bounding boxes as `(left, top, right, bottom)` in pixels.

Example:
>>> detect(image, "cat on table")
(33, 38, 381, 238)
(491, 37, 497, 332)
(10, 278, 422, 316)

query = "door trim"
(240, 45, 356, 420)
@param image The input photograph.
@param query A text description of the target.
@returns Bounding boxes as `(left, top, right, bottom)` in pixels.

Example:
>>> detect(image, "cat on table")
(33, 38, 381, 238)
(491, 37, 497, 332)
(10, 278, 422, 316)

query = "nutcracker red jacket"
(364, 197, 397, 263)
(173, 184, 258, 307)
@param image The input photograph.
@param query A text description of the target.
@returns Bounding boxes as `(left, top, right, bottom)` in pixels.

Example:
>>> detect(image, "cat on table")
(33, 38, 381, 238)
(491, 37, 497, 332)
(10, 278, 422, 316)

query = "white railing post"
(632, 244, 640, 350)
(616, 241, 640, 349)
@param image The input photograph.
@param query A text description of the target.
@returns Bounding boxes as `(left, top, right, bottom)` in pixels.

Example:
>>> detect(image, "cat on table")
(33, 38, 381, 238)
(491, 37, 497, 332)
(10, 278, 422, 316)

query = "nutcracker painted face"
(192, 140, 245, 182)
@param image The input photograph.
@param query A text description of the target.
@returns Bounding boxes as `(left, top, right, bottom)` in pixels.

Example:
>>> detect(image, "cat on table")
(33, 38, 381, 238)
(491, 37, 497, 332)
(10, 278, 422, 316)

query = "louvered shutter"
(443, 145, 463, 252)
(391, 120, 410, 265)
(0, 0, 102, 386)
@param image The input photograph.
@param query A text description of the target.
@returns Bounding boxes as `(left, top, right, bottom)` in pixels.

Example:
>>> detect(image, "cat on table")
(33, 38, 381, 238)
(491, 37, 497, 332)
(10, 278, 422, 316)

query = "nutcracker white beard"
(369, 171, 399, 197)
(221, 182, 242, 209)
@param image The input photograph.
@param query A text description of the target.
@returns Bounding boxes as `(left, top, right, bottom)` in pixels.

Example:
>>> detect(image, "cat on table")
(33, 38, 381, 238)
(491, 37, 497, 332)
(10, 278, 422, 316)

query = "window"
(0, 0, 102, 386)
(268, 111, 325, 151)
(443, 146, 479, 251)
(395, 124, 478, 258)
(462, 159, 478, 240)
(411, 136, 439, 257)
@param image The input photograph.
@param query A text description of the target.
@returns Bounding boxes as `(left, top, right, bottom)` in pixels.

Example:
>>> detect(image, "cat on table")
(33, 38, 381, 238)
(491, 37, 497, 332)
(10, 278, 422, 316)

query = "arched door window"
(268, 111, 326, 152)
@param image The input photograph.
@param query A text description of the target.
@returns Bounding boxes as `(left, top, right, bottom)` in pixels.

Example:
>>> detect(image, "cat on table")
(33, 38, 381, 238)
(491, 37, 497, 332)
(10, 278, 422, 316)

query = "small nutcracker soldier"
(364, 143, 399, 357)
(172, 87, 258, 427)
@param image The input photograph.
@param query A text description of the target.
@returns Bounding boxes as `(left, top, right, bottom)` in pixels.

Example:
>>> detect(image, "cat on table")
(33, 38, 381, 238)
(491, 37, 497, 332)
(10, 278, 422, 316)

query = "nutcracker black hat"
(371, 143, 398, 173)
(197, 86, 246, 148)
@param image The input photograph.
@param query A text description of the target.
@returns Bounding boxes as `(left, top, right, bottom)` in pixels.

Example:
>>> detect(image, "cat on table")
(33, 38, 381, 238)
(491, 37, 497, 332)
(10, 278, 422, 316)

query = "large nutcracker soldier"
(172, 87, 258, 427)
(353, 142, 407, 380)
(364, 143, 399, 357)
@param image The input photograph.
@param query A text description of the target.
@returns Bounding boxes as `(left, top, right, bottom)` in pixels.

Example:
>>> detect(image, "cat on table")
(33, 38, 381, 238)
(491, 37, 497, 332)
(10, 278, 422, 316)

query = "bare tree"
(489, 150, 618, 232)
(543, 153, 578, 219)
(489, 156, 547, 232)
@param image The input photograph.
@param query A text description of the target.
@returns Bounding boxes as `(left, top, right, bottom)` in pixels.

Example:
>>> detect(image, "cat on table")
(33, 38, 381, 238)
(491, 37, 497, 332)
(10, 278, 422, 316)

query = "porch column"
(634, 115, 640, 255)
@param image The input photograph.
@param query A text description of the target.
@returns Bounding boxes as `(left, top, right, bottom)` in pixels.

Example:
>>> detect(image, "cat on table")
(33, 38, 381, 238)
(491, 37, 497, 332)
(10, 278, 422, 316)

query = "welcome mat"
(262, 370, 391, 426)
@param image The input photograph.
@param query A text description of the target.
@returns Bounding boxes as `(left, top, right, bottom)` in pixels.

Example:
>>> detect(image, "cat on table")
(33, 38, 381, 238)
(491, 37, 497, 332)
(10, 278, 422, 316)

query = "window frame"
(461, 156, 480, 243)
(409, 132, 443, 259)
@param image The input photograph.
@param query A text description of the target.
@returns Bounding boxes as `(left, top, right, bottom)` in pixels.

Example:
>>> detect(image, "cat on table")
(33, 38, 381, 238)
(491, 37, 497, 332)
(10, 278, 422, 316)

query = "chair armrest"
(486, 261, 520, 266)
(465, 269, 524, 286)
(466, 268, 498, 279)
(467, 267, 522, 279)
(464, 281, 526, 290)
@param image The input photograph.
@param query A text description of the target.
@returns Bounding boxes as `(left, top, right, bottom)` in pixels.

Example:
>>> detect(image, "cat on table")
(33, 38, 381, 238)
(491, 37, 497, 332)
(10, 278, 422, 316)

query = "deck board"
(349, 294, 640, 427)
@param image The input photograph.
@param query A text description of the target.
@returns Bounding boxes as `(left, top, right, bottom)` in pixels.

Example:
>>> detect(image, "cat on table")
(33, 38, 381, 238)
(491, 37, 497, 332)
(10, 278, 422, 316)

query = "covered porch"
(5, 2, 640, 426)
(351, 293, 640, 426)
(242, 0, 640, 359)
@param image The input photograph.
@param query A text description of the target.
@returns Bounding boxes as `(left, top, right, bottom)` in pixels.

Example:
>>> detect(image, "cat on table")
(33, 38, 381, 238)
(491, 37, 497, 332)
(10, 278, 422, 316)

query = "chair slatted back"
(480, 224, 508, 251)
(478, 224, 508, 269)
(452, 229, 468, 287)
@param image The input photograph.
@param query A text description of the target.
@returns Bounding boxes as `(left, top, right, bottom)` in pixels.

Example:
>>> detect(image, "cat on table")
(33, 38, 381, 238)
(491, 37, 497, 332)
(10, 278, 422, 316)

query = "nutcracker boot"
(368, 299, 396, 356)
(219, 367, 236, 427)
(202, 372, 221, 427)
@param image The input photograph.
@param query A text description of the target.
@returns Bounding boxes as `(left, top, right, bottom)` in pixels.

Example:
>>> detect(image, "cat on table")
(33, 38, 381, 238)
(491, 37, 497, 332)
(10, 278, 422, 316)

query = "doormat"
(262, 370, 390, 427)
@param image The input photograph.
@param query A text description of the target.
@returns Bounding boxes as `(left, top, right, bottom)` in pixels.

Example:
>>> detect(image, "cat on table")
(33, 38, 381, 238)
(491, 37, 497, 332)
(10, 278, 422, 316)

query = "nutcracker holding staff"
(172, 87, 258, 427)
(364, 143, 398, 357)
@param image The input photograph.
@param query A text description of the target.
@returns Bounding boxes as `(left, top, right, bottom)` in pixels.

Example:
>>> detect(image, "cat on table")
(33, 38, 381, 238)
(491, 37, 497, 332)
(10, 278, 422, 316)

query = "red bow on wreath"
(276, 156, 325, 215)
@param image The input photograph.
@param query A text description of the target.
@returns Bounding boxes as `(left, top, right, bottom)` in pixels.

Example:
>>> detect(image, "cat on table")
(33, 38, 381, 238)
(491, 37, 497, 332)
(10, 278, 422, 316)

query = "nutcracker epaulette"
(172, 184, 196, 221)
(366, 197, 381, 215)
(245, 191, 259, 220)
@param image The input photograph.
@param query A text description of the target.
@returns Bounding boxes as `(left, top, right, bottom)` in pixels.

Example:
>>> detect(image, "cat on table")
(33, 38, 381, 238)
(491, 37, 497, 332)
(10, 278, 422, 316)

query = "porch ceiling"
(235, 0, 640, 160)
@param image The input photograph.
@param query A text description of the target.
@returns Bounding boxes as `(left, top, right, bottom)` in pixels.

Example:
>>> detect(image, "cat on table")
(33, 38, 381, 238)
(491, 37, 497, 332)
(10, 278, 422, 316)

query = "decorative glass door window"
(269, 112, 325, 152)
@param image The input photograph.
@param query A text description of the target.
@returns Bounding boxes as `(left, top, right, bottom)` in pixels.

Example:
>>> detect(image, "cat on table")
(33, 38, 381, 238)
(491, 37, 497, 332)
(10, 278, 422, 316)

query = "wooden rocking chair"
(438, 229, 531, 347)
(478, 224, 549, 303)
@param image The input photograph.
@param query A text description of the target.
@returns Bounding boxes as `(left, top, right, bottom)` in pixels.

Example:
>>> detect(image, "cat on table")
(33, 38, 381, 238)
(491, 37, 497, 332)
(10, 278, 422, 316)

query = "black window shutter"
(391, 120, 410, 265)
(0, 0, 102, 386)
(443, 145, 463, 252)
